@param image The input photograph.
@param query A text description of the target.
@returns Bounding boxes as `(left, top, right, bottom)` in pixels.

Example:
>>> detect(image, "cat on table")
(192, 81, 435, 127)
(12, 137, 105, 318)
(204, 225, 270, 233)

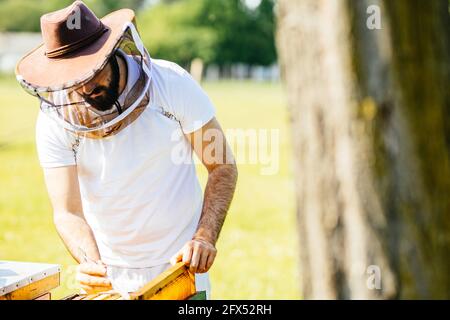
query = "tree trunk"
(276, 0, 450, 299)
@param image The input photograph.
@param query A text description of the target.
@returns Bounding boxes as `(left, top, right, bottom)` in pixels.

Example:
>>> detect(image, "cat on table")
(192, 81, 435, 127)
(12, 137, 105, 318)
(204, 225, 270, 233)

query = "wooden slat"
(106, 294, 122, 300)
(61, 293, 81, 300)
(129, 262, 195, 300)
(81, 293, 100, 300)
(0, 273, 59, 300)
(65, 291, 122, 300)
(93, 293, 117, 300)
(149, 272, 196, 300)
(34, 292, 51, 300)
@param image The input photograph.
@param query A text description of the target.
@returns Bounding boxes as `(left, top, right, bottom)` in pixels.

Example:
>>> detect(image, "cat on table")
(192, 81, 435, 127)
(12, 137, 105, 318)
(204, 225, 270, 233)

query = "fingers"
(198, 249, 209, 273)
(170, 251, 182, 266)
(76, 261, 111, 294)
(76, 272, 111, 287)
(200, 245, 217, 272)
(182, 245, 193, 264)
(205, 249, 217, 271)
(80, 283, 113, 295)
(170, 244, 194, 266)
(190, 242, 201, 273)
(171, 240, 217, 273)
(78, 262, 107, 276)
(174, 239, 217, 274)
(192, 248, 216, 273)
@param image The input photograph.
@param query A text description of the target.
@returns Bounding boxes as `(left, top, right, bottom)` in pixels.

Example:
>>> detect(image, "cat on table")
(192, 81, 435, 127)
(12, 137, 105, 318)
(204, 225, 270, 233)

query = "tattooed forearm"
(194, 163, 238, 245)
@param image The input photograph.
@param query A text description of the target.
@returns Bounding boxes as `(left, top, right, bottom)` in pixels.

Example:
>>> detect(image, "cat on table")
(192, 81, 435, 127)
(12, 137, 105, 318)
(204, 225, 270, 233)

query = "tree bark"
(276, 0, 450, 299)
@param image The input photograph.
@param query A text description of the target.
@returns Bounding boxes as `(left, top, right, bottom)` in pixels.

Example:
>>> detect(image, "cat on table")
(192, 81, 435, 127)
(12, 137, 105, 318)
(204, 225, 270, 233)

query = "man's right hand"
(76, 261, 112, 294)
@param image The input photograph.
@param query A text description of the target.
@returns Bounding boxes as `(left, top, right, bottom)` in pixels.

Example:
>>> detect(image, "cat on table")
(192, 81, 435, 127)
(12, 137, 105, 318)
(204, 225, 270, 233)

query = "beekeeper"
(15, 1, 237, 299)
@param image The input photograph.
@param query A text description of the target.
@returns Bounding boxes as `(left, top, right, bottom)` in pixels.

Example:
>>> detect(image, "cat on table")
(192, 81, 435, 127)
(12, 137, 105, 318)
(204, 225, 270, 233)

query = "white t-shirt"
(36, 58, 216, 269)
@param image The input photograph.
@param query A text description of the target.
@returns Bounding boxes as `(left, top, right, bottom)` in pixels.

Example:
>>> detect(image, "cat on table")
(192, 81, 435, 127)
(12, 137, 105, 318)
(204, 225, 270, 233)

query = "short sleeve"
(167, 65, 216, 134)
(35, 111, 76, 168)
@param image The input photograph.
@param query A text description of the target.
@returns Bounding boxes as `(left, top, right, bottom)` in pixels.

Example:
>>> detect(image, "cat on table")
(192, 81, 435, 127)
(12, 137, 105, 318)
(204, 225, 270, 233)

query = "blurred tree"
(137, 0, 217, 67)
(85, 0, 145, 15)
(199, 0, 277, 66)
(137, 0, 276, 67)
(277, 0, 450, 299)
(0, 0, 72, 32)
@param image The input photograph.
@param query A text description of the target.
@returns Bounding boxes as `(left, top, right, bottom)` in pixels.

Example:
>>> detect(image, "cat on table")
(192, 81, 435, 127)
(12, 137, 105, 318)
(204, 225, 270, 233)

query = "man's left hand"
(170, 238, 217, 273)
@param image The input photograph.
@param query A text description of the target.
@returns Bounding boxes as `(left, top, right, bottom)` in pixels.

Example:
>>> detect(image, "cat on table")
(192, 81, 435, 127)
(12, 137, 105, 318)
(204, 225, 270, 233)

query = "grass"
(0, 74, 300, 299)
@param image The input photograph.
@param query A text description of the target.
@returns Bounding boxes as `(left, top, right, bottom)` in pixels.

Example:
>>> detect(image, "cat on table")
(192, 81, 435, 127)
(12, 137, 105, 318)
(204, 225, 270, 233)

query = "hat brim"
(16, 9, 135, 89)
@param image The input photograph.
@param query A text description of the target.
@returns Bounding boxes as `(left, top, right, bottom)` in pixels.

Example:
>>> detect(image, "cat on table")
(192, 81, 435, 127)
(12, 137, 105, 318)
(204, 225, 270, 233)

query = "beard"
(83, 55, 121, 112)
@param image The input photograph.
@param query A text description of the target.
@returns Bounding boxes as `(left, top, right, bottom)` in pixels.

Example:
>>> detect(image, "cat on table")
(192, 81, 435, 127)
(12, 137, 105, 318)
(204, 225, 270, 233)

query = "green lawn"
(0, 74, 300, 299)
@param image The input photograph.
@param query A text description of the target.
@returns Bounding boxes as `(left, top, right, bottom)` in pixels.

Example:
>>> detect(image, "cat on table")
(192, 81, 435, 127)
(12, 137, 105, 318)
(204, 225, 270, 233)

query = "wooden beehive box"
(64, 262, 206, 300)
(0, 260, 61, 300)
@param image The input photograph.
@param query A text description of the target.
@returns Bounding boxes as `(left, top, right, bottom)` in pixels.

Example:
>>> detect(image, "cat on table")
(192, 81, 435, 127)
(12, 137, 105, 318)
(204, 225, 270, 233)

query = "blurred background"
(0, 0, 299, 299)
(1, 0, 449, 300)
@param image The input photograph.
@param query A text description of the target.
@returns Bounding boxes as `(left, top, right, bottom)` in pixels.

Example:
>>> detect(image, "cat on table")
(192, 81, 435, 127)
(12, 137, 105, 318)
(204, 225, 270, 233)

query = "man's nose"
(81, 83, 97, 96)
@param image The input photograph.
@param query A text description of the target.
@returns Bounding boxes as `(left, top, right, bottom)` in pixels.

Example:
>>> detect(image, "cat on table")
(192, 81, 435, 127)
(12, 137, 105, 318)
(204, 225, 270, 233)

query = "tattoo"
(194, 164, 238, 245)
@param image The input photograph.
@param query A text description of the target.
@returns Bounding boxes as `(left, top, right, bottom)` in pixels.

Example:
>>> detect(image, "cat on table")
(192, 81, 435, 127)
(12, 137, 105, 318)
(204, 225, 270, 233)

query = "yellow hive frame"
(65, 262, 197, 300)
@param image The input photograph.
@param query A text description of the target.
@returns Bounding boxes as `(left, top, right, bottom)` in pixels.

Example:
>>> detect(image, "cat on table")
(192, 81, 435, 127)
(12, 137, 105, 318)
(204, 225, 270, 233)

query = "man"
(15, 1, 237, 298)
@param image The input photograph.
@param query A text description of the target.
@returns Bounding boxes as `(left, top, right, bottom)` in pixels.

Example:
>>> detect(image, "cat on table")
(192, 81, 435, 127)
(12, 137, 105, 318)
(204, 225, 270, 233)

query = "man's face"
(78, 55, 121, 112)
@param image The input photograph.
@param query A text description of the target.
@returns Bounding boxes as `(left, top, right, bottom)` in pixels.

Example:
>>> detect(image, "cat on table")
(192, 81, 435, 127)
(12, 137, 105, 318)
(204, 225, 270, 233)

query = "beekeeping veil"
(15, 1, 152, 138)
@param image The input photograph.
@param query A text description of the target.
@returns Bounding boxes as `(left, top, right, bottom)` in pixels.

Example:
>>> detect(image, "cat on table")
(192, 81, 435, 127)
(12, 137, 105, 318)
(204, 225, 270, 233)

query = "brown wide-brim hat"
(16, 1, 136, 89)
